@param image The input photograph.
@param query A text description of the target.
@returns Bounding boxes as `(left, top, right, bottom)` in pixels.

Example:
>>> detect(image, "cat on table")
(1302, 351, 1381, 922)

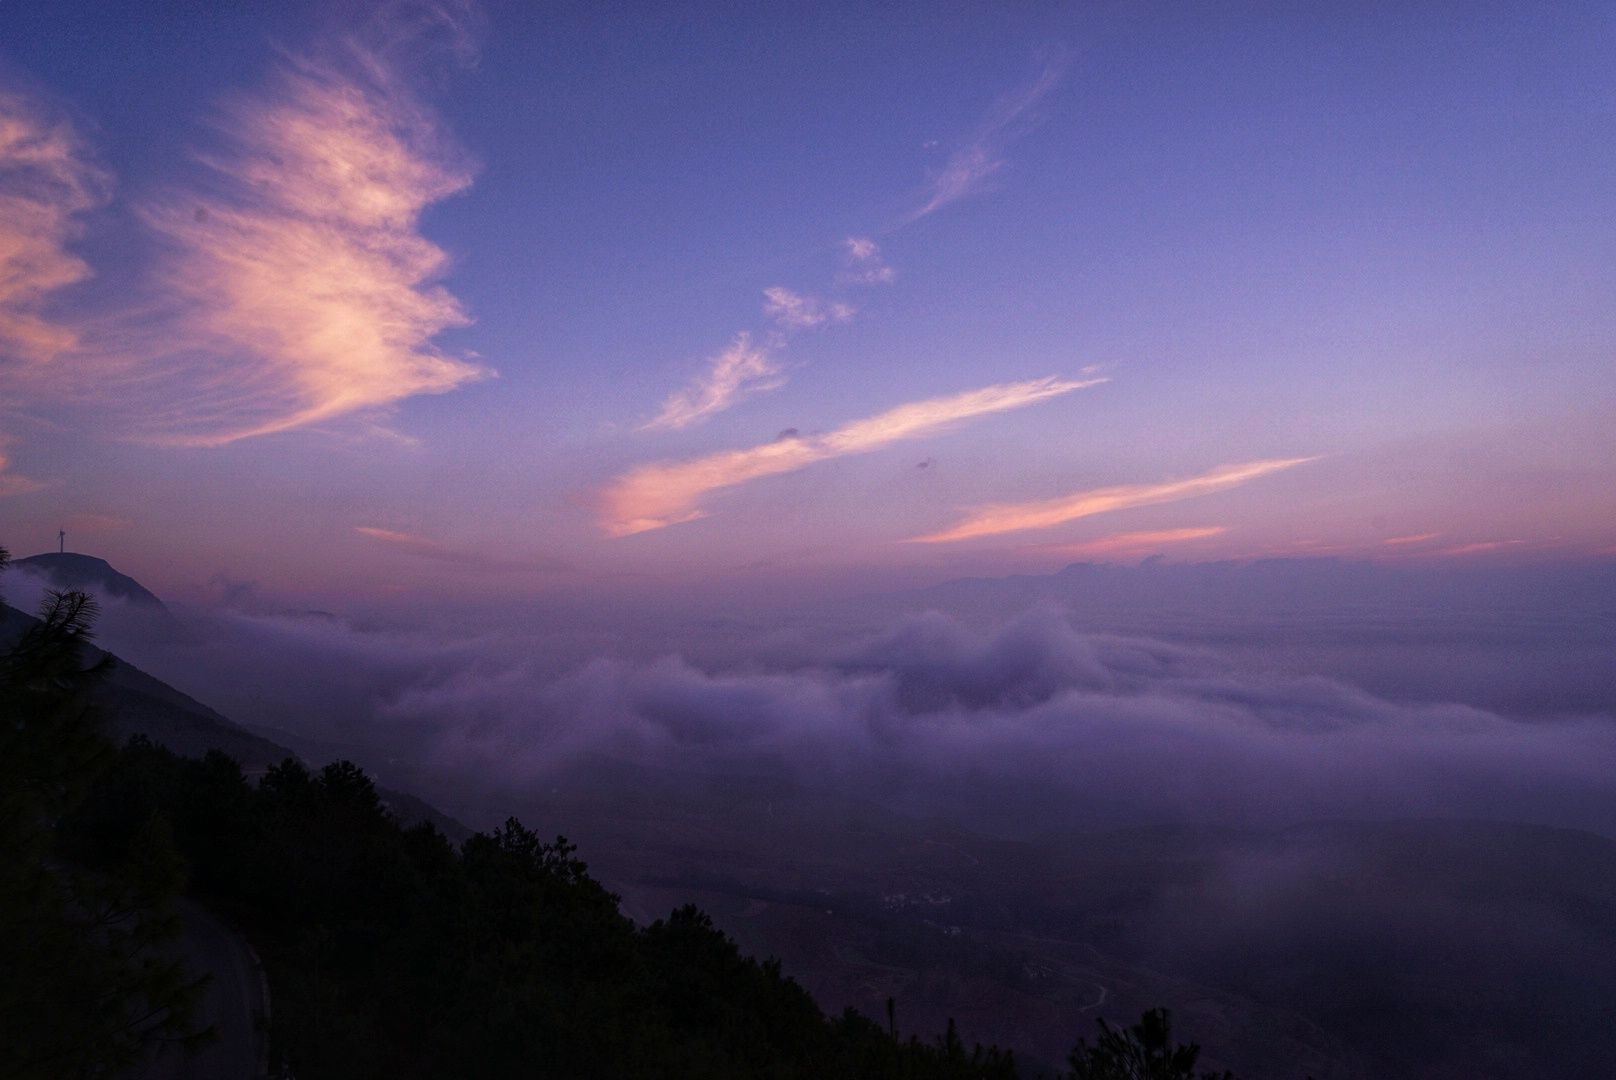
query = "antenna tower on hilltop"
(58, 529, 65, 554)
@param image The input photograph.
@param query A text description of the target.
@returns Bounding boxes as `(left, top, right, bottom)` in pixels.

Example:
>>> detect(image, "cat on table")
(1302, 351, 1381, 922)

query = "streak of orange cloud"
(909, 457, 1315, 544)
(601, 375, 1101, 537)
(1032, 526, 1228, 561)
(1383, 532, 1441, 546)
(129, 51, 485, 445)
(0, 92, 108, 366)
(1433, 540, 1527, 557)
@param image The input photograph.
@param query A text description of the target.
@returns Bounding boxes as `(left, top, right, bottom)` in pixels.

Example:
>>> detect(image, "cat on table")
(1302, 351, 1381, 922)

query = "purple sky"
(2, 1, 1613, 603)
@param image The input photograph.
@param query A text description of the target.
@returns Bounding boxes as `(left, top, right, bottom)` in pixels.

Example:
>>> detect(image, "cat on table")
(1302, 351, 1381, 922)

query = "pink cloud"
(762, 286, 854, 330)
(602, 375, 1101, 537)
(910, 458, 1315, 544)
(0, 91, 108, 366)
(127, 50, 486, 445)
(1383, 532, 1442, 546)
(840, 237, 895, 286)
(1433, 540, 1529, 557)
(641, 333, 783, 432)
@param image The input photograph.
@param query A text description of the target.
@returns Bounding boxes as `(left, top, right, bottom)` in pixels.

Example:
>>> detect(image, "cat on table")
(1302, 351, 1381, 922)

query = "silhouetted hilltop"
(15, 551, 169, 609)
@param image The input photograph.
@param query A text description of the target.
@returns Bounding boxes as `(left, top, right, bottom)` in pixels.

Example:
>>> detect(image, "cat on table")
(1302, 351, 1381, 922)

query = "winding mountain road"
(127, 901, 269, 1079)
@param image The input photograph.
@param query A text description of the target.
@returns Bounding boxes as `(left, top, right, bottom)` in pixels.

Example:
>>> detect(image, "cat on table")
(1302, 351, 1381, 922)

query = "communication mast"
(58, 529, 65, 554)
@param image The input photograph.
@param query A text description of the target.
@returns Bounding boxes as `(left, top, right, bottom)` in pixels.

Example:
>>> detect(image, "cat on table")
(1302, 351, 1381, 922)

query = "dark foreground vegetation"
(1, 550, 1235, 1079)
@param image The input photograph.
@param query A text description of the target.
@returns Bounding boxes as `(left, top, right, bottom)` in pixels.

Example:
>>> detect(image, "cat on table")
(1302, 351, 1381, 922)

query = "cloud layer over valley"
(17, 558, 1612, 841)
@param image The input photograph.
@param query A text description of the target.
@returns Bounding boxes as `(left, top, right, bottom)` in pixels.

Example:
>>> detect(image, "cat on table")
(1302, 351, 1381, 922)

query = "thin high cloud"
(634, 47, 1060, 430)
(603, 375, 1101, 537)
(0, 92, 108, 366)
(130, 46, 485, 446)
(1032, 526, 1228, 561)
(910, 458, 1316, 544)
(1384, 532, 1441, 547)
(355, 526, 569, 573)
(904, 47, 1066, 223)
(641, 333, 783, 432)
(636, 50, 1060, 432)
(840, 237, 895, 286)
(1436, 539, 1528, 558)
(762, 286, 854, 330)
(643, 286, 857, 430)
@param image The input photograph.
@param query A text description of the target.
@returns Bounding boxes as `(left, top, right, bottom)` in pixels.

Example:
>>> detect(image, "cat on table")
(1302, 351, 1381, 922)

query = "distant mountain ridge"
(14, 552, 169, 609)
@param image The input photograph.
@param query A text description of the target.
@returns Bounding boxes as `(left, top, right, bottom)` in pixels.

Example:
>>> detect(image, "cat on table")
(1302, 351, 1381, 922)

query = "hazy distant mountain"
(14, 551, 170, 609)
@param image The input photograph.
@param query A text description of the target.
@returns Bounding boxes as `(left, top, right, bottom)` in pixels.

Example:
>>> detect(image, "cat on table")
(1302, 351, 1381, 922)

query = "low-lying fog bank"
(15, 557, 1614, 839)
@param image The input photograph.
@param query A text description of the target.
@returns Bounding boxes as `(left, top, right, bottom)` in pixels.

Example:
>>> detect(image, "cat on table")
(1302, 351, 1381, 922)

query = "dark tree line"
(56, 737, 1032, 1079)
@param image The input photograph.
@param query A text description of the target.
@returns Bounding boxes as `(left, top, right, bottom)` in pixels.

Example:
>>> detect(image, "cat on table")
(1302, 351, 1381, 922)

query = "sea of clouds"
(12, 558, 1613, 838)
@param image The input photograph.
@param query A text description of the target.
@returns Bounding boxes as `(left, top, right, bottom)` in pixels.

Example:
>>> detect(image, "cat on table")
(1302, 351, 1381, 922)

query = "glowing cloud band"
(603, 374, 1101, 537)
(910, 458, 1316, 544)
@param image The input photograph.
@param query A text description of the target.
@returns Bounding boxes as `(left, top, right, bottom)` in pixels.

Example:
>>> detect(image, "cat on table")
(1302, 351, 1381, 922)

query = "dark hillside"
(60, 738, 1027, 1079)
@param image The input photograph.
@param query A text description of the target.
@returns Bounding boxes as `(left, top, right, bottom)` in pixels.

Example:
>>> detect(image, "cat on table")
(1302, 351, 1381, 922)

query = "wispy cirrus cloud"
(0, 91, 108, 367)
(909, 458, 1316, 544)
(1031, 526, 1229, 561)
(839, 237, 895, 286)
(641, 333, 783, 432)
(126, 46, 486, 446)
(904, 47, 1066, 223)
(603, 375, 1101, 537)
(762, 286, 854, 330)
(643, 288, 853, 431)
(355, 526, 570, 573)
(1434, 539, 1528, 558)
(636, 49, 1062, 432)
(1383, 532, 1441, 547)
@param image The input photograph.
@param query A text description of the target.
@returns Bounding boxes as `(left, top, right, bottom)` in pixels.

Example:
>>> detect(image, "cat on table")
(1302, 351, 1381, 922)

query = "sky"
(2, 0, 1614, 605)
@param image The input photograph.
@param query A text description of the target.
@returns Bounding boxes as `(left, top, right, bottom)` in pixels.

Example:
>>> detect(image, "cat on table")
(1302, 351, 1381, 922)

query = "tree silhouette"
(1067, 1008, 1238, 1080)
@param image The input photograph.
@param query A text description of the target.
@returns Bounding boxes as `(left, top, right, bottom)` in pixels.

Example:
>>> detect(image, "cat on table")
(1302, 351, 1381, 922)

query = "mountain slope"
(15, 552, 170, 609)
